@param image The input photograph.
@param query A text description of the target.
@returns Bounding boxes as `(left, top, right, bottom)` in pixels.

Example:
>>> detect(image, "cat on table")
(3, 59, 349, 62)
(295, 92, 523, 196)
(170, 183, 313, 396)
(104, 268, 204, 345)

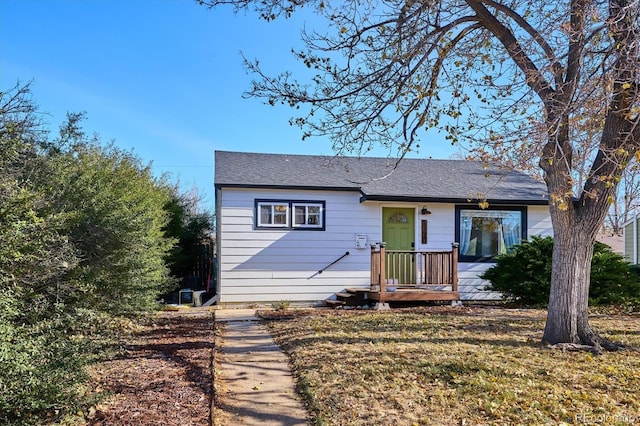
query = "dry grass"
(261, 306, 640, 426)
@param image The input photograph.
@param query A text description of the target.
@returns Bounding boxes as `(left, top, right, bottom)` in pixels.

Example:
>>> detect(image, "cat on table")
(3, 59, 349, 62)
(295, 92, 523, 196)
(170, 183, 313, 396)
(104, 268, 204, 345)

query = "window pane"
(274, 204, 288, 225)
(260, 205, 272, 225)
(308, 206, 320, 225)
(294, 206, 306, 225)
(258, 203, 288, 227)
(459, 209, 522, 257)
(293, 203, 322, 227)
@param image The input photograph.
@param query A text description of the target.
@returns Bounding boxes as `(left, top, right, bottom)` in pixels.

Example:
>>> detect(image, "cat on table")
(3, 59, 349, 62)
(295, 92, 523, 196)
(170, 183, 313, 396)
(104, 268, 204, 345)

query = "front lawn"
(261, 307, 640, 426)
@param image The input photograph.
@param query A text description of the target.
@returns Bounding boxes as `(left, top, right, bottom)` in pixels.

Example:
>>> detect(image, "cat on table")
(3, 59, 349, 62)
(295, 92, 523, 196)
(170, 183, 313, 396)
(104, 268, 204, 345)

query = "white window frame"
(292, 202, 324, 228)
(255, 199, 326, 230)
(257, 202, 289, 228)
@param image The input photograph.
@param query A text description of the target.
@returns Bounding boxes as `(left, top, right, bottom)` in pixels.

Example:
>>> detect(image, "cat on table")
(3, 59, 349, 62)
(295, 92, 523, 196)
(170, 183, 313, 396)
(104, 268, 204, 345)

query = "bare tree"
(200, 0, 639, 352)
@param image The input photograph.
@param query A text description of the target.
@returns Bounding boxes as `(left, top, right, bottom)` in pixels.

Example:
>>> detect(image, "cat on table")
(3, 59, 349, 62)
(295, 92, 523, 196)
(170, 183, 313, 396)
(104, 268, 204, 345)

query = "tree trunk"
(542, 221, 596, 345)
(542, 206, 623, 352)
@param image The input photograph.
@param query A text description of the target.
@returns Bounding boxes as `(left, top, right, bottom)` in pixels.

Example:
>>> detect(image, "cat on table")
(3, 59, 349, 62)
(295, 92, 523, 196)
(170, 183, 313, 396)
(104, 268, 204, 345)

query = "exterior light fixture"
(421, 205, 432, 215)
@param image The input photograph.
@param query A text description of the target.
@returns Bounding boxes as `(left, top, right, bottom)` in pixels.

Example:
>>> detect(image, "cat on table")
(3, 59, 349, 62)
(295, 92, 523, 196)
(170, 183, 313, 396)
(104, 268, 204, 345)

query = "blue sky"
(1, 0, 458, 210)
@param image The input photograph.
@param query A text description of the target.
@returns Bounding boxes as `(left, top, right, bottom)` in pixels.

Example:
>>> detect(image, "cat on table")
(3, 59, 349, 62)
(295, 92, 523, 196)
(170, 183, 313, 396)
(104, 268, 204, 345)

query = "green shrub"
(0, 311, 93, 426)
(481, 236, 640, 307)
(0, 84, 178, 424)
(480, 235, 553, 306)
(590, 249, 640, 306)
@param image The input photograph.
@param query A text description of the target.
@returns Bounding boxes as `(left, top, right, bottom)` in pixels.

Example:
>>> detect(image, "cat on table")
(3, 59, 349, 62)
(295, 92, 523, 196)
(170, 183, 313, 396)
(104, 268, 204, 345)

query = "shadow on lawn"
(265, 308, 553, 355)
(274, 333, 542, 352)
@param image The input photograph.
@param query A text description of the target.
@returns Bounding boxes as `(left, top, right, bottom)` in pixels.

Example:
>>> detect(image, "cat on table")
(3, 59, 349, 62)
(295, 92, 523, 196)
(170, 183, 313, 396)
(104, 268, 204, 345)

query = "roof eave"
(215, 183, 363, 193)
(359, 194, 549, 205)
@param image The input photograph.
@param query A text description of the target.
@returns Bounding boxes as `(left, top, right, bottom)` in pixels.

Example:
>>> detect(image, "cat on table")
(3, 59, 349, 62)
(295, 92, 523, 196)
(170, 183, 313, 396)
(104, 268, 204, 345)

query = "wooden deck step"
(325, 287, 371, 308)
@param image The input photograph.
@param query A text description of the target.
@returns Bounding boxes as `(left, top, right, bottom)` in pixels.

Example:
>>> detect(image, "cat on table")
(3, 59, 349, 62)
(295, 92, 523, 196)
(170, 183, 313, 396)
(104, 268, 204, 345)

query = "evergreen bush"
(481, 236, 640, 308)
(0, 83, 186, 424)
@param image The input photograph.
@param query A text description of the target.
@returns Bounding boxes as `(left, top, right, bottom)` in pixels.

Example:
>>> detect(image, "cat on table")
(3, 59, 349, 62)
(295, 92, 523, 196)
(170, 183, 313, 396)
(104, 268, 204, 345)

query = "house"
(623, 214, 640, 263)
(214, 151, 553, 304)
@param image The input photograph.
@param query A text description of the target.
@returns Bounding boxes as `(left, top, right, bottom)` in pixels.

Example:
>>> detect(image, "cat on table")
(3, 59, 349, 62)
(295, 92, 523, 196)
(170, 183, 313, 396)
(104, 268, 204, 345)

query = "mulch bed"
(88, 310, 216, 426)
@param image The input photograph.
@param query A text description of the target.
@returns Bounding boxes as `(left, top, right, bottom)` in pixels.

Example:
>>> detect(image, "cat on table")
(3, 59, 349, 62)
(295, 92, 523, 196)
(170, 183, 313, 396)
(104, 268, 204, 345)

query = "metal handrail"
(308, 251, 350, 279)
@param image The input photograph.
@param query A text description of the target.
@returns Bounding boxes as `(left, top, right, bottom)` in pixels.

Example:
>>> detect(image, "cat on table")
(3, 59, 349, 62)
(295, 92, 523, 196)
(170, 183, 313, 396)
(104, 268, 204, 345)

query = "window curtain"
(501, 213, 521, 251)
(459, 209, 521, 256)
(459, 216, 473, 255)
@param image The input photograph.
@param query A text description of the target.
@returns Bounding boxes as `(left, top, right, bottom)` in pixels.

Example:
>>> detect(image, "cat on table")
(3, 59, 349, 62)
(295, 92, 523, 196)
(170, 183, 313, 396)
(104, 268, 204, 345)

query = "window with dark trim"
(293, 203, 323, 228)
(255, 200, 325, 230)
(257, 201, 289, 227)
(455, 205, 527, 262)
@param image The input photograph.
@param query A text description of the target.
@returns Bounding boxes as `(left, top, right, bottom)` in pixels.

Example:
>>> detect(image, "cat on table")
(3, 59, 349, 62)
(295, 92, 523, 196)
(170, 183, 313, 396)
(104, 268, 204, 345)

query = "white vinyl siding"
(624, 221, 635, 263)
(623, 214, 640, 263)
(527, 205, 554, 238)
(218, 188, 553, 303)
(219, 188, 379, 303)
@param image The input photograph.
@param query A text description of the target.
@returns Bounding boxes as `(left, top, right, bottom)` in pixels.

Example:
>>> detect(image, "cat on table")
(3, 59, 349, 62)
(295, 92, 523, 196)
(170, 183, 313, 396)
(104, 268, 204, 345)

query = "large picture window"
(256, 200, 325, 230)
(455, 206, 526, 262)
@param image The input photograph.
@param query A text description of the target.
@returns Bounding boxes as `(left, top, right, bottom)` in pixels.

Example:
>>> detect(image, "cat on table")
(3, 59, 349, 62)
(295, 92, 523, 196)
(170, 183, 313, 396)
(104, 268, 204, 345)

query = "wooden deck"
(325, 286, 460, 307)
(368, 243, 460, 304)
(366, 287, 460, 302)
(326, 244, 461, 307)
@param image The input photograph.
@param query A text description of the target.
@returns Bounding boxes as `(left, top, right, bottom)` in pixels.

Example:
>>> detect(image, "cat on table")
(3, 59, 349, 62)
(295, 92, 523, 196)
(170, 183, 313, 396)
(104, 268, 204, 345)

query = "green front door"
(382, 207, 416, 284)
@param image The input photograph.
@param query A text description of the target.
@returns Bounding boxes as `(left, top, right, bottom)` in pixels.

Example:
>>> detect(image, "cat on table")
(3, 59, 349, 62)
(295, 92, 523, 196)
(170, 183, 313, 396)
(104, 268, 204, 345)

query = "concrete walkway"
(214, 309, 309, 426)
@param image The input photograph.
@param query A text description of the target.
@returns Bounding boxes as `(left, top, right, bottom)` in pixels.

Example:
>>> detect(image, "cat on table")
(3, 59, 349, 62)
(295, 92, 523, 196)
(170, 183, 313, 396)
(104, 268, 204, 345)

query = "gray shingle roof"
(214, 151, 548, 204)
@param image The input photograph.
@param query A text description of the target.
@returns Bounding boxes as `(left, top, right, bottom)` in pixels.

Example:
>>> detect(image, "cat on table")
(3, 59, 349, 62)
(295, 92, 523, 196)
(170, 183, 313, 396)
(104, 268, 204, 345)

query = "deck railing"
(370, 243, 459, 293)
